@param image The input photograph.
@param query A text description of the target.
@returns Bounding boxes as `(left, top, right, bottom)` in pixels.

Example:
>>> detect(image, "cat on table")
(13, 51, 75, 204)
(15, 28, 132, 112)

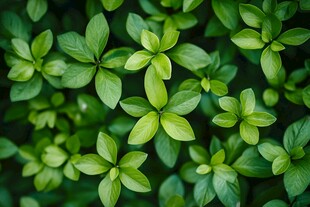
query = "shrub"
(0, 0, 310, 206)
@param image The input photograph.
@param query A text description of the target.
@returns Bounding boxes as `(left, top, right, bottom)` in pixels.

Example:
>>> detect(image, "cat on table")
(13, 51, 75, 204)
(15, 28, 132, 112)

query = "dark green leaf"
(263, 0, 277, 13)
(300, 0, 310, 10)
(20, 196, 40, 207)
(66, 134, 80, 154)
(62, 63, 96, 88)
(126, 13, 149, 44)
(213, 174, 240, 206)
(303, 85, 310, 108)
(171, 12, 198, 30)
(274, 1, 298, 21)
(258, 142, 287, 162)
(239, 4, 265, 28)
(159, 174, 184, 207)
(183, 0, 204, 12)
(263, 88, 279, 107)
(261, 14, 282, 42)
(0, 137, 18, 159)
(263, 199, 288, 207)
(189, 145, 210, 164)
(101, 47, 134, 69)
(194, 175, 216, 206)
(180, 162, 203, 183)
(212, 0, 239, 30)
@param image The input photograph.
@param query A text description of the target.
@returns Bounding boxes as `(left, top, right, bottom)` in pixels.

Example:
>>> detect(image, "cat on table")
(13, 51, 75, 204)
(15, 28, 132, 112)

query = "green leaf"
(62, 63, 96, 88)
(164, 91, 201, 116)
(240, 120, 259, 145)
(261, 45, 282, 79)
(85, 13, 109, 59)
(239, 4, 265, 28)
(290, 147, 305, 160)
(189, 145, 210, 164)
(57, 32, 94, 63)
(232, 146, 273, 178)
(118, 151, 148, 169)
(261, 14, 282, 42)
(159, 30, 179, 52)
(101, 47, 134, 69)
(277, 28, 310, 46)
(263, 88, 279, 107)
(41, 145, 68, 167)
(167, 43, 211, 71)
(0, 137, 18, 159)
(7, 60, 35, 82)
(204, 15, 229, 37)
(101, 0, 124, 11)
(274, 1, 298, 21)
(125, 50, 153, 70)
(194, 175, 216, 206)
(151, 53, 172, 80)
(231, 29, 265, 50)
(283, 116, 310, 153)
(300, 0, 310, 10)
(263, 199, 288, 207)
(159, 174, 184, 207)
(63, 159, 80, 181)
(97, 132, 118, 164)
(109, 167, 119, 181)
(178, 79, 201, 92)
(244, 112, 276, 127)
(240, 88, 255, 116)
(141, 29, 160, 53)
(212, 112, 238, 128)
(201, 78, 210, 92)
(65, 134, 80, 154)
(213, 164, 238, 183)
(219, 96, 241, 116)
(26, 0, 48, 22)
(303, 85, 310, 109)
(258, 142, 287, 162)
(212, 174, 240, 206)
(20, 197, 40, 207)
(272, 154, 291, 175)
(128, 111, 159, 145)
(160, 112, 195, 141)
(183, 0, 204, 12)
(31, 29, 53, 60)
(11, 38, 33, 61)
(126, 13, 149, 44)
(98, 176, 121, 207)
(43, 60, 66, 76)
(196, 164, 212, 175)
(270, 40, 285, 52)
(145, 66, 168, 110)
(172, 12, 198, 29)
(210, 80, 228, 96)
(210, 149, 225, 165)
(75, 154, 112, 175)
(155, 126, 181, 168)
(22, 161, 43, 177)
(212, 0, 239, 30)
(95, 69, 122, 109)
(262, 0, 277, 13)
(119, 167, 151, 192)
(120, 97, 155, 118)
(180, 162, 203, 183)
(10, 72, 43, 101)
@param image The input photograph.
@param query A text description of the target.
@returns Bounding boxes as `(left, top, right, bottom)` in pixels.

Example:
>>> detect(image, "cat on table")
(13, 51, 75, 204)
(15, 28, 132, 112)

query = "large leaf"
(213, 174, 240, 206)
(74, 154, 112, 175)
(97, 132, 118, 164)
(95, 69, 122, 109)
(151, 53, 172, 80)
(272, 154, 291, 175)
(258, 142, 287, 162)
(41, 145, 68, 168)
(26, 0, 48, 22)
(240, 88, 255, 116)
(11, 38, 33, 61)
(219, 96, 241, 116)
(101, 47, 134, 69)
(126, 13, 149, 44)
(85, 13, 109, 59)
(212, 0, 239, 30)
(212, 112, 238, 128)
(31, 29, 53, 60)
(231, 29, 265, 50)
(261, 14, 282, 42)
(141, 29, 160, 53)
(159, 174, 184, 207)
(62, 63, 96, 88)
(160, 112, 195, 141)
(98, 176, 121, 207)
(7, 60, 35, 82)
(244, 112, 276, 127)
(194, 175, 216, 206)
(240, 120, 259, 145)
(239, 4, 265, 28)
(119, 167, 151, 192)
(124, 50, 153, 70)
(189, 145, 210, 164)
(261, 45, 282, 79)
(118, 151, 148, 169)
(277, 28, 310, 46)
(120, 96, 155, 117)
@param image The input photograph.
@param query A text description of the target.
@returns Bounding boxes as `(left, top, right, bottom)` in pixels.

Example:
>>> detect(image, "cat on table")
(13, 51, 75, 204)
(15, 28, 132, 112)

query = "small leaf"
(189, 145, 210, 164)
(212, 112, 238, 128)
(120, 97, 155, 118)
(41, 145, 68, 167)
(196, 164, 212, 175)
(180, 162, 203, 183)
(75, 154, 112, 175)
(63, 159, 80, 181)
(213, 164, 238, 183)
(124, 50, 153, 70)
(231, 29, 265, 49)
(240, 120, 259, 145)
(97, 132, 118, 164)
(20, 197, 40, 207)
(26, 0, 48, 22)
(270, 40, 285, 52)
(239, 4, 265, 28)
(61, 63, 96, 88)
(244, 112, 276, 127)
(110, 167, 119, 181)
(263, 199, 288, 207)
(210, 149, 225, 165)
(101, 47, 134, 69)
(179, 79, 201, 92)
(274, 1, 298, 21)
(159, 174, 184, 207)
(262, 0, 277, 13)
(118, 151, 148, 169)
(219, 96, 241, 116)
(0, 137, 18, 159)
(258, 142, 287, 162)
(151, 53, 172, 80)
(98, 176, 121, 207)
(183, 0, 204, 12)
(240, 88, 255, 116)
(261, 45, 282, 79)
(119, 167, 151, 192)
(7, 61, 35, 82)
(11, 38, 33, 61)
(160, 112, 195, 141)
(31, 29, 53, 60)
(159, 30, 179, 52)
(277, 28, 310, 46)
(194, 175, 216, 206)
(272, 154, 291, 175)
(210, 80, 228, 96)
(22, 161, 43, 177)
(303, 85, 310, 109)
(43, 60, 66, 76)
(261, 14, 282, 42)
(126, 13, 149, 44)
(65, 134, 80, 154)
(212, 0, 239, 30)
(101, 0, 124, 11)
(141, 29, 160, 53)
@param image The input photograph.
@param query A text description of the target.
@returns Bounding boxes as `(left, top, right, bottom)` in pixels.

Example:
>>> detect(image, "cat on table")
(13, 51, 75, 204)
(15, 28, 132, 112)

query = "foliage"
(0, 0, 309, 206)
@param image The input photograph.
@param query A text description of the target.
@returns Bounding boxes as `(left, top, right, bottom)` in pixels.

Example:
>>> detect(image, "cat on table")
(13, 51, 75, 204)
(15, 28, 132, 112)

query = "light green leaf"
(151, 53, 172, 80)
(277, 28, 310, 46)
(0, 137, 18, 159)
(7, 60, 35, 82)
(168, 43, 211, 71)
(20, 196, 40, 207)
(303, 85, 310, 109)
(272, 154, 291, 175)
(210, 149, 225, 165)
(290, 147, 305, 160)
(42, 60, 66, 76)
(22, 161, 43, 177)
(62, 63, 96, 88)
(194, 175, 216, 206)
(11, 38, 33, 61)
(155, 126, 181, 168)
(261, 46, 282, 79)
(213, 164, 238, 183)
(118, 151, 148, 169)
(26, 0, 47, 22)
(120, 97, 155, 118)
(97, 132, 118, 164)
(178, 79, 201, 92)
(95, 69, 122, 109)
(263, 199, 288, 207)
(98, 176, 121, 207)
(85, 13, 109, 59)
(63, 159, 80, 181)
(124, 50, 153, 70)
(10, 72, 42, 101)
(231, 29, 265, 49)
(159, 30, 179, 52)
(189, 145, 210, 164)
(75, 154, 112, 175)
(212, 112, 238, 128)
(41, 145, 68, 167)
(258, 142, 287, 162)
(244, 112, 276, 127)
(183, 0, 204, 12)
(141, 29, 160, 53)
(101, 47, 134, 69)
(57, 32, 94, 63)
(128, 111, 159, 145)
(126, 13, 149, 44)
(210, 80, 228, 96)
(119, 167, 151, 192)
(201, 77, 210, 92)
(109, 167, 119, 181)
(261, 14, 282, 42)
(31, 29, 53, 60)
(219, 96, 241, 116)
(196, 164, 212, 175)
(171, 12, 198, 30)
(164, 90, 201, 116)
(239, 4, 265, 28)
(159, 174, 184, 207)
(270, 40, 285, 52)
(145, 66, 168, 110)
(240, 88, 255, 116)
(160, 112, 195, 141)
(240, 120, 259, 145)
(101, 0, 124, 11)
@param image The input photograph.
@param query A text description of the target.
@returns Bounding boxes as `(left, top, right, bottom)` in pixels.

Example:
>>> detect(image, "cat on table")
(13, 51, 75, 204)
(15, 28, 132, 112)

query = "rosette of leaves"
(180, 145, 240, 206)
(74, 132, 151, 207)
(258, 116, 310, 197)
(179, 51, 237, 96)
(18, 132, 81, 191)
(120, 66, 200, 167)
(5, 29, 66, 101)
(57, 13, 133, 109)
(212, 88, 277, 145)
(231, 1, 310, 79)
